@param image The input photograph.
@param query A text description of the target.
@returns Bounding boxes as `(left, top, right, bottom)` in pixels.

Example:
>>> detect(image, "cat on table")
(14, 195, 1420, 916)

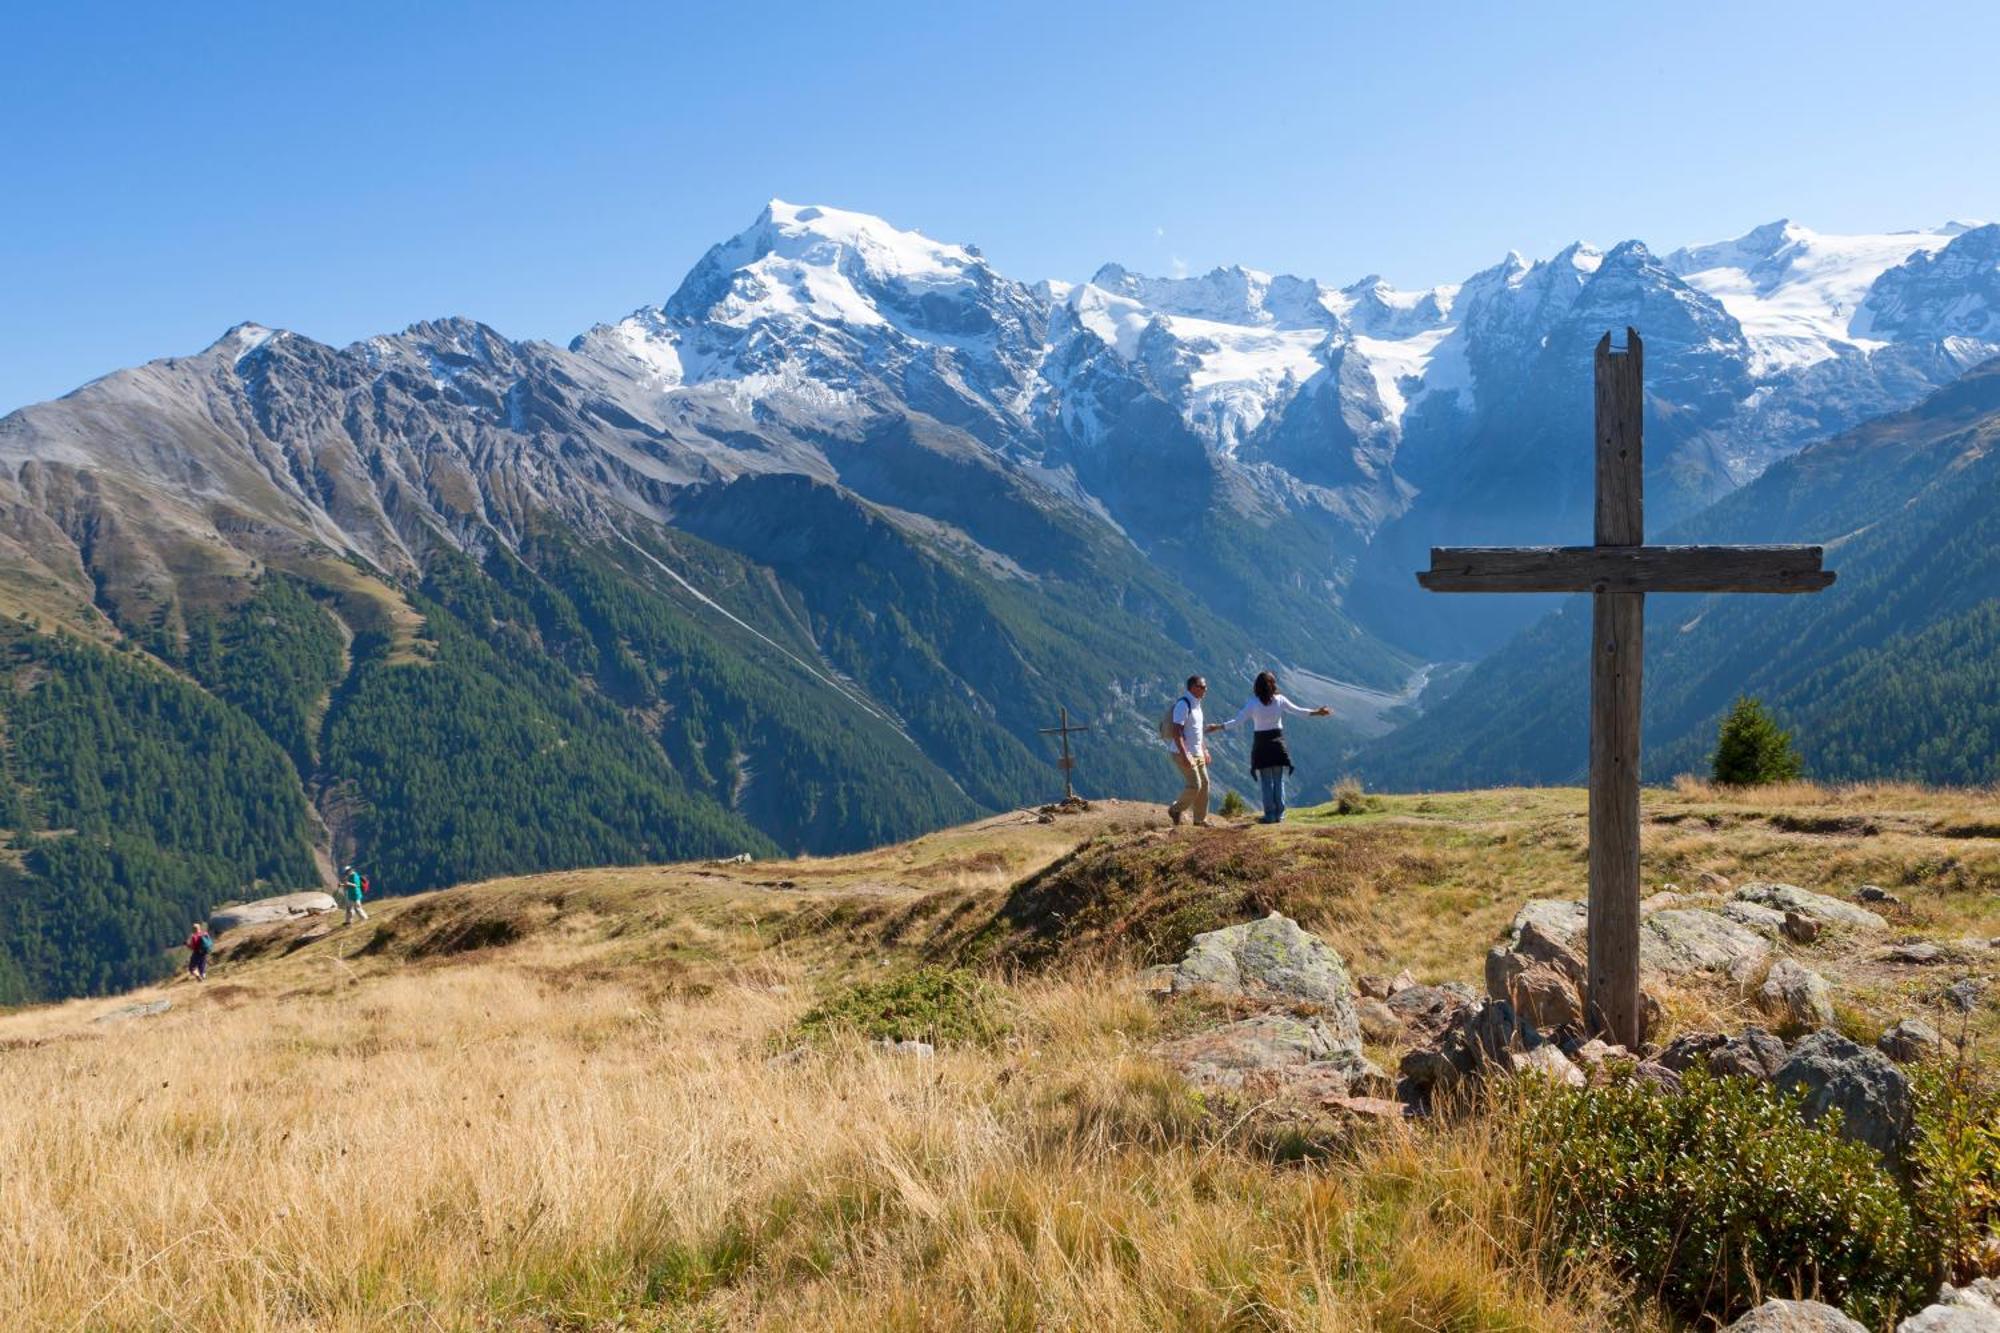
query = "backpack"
(360, 875, 370, 899)
(198, 932, 213, 953)
(1158, 694, 1192, 744)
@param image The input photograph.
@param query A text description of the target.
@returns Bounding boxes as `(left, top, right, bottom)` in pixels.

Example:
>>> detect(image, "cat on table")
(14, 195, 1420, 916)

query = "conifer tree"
(1711, 695, 1803, 786)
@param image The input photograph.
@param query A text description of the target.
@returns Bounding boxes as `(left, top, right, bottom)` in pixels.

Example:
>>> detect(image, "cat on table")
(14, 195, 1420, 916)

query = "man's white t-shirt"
(1170, 694, 1205, 761)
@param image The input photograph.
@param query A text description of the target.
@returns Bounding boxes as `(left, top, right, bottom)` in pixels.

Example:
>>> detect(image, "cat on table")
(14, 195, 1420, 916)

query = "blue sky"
(3, 0, 1996, 413)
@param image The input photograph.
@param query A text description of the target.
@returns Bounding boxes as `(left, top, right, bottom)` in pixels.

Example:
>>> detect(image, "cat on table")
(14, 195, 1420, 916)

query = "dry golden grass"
(2, 785, 1993, 1329)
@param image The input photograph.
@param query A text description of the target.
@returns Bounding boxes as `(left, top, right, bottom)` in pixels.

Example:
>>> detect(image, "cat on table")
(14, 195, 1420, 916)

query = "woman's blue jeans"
(1255, 767, 1287, 823)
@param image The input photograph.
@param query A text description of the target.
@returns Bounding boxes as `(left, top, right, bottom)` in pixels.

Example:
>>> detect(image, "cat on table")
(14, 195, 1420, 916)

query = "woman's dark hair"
(1253, 671, 1278, 704)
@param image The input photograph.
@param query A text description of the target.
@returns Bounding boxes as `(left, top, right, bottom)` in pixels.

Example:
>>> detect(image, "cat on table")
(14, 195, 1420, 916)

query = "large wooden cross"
(1416, 328, 1836, 1048)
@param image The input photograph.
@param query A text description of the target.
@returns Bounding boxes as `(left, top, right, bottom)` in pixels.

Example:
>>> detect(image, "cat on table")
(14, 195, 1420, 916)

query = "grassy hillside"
(4, 784, 1995, 1330)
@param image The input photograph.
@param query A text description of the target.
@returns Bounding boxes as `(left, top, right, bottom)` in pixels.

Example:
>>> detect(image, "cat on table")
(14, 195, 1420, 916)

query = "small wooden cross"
(1038, 706, 1091, 802)
(1416, 328, 1836, 1048)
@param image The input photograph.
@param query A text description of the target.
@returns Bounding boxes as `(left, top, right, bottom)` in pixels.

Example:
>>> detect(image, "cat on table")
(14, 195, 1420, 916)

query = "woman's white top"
(1218, 694, 1316, 732)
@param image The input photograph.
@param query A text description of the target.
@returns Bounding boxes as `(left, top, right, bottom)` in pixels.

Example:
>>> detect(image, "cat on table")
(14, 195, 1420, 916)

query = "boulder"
(1878, 1017, 1943, 1064)
(1947, 979, 1986, 1013)
(1508, 962, 1584, 1030)
(1384, 982, 1479, 1043)
(209, 891, 339, 936)
(1512, 1043, 1586, 1088)
(1643, 909, 1772, 981)
(1757, 958, 1836, 1031)
(1856, 884, 1900, 905)
(1774, 1031, 1913, 1160)
(1157, 1014, 1340, 1086)
(1709, 1027, 1788, 1080)
(1169, 912, 1359, 1045)
(1507, 899, 1589, 947)
(1156, 1014, 1388, 1100)
(1356, 974, 1394, 1001)
(1387, 968, 1418, 995)
(1631, 1060, 1684, 1093)
(1657, 1030, 1730, 1073)
(1734, 883, 1888, 931)
(1898, 1278, 2000, 1332)
(1885, 941, 1946, 965)
(1725, 1298, 1868, 1331)
(1357, 998, 1403, 1045)
(1696, 870, 1733, 893)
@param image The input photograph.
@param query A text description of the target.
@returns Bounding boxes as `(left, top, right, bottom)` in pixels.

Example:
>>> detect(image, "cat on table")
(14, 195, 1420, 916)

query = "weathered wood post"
(1589, 331, 1645, 1047)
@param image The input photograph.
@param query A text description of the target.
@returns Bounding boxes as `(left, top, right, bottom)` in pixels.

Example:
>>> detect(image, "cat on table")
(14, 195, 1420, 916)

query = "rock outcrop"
(1734, 883, 1888, 932)
(1898, 1278, 2000, 1332)
(1773, 1030, 1913, 1160)
(209, 891, 339, 936)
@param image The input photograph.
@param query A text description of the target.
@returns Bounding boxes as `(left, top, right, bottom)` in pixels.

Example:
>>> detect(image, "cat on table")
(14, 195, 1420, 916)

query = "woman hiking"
(1208, 670, 1332, 824)
(185, 922, 213, 982)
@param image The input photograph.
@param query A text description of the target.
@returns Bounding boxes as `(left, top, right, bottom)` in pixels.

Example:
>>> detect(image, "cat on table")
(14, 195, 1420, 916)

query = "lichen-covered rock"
(1505, 899, 1769, 981)
(209, 891, 339, 936)
(1856, 884, 1899, 905)
(1774, 1030, 1913, 1160)
(1725, 1298, 1868, 1331)
(93, 998, 171, 1024)
(1507, 899, 1588, 947)
(1878, 1017, 1943, 1064)
(1170, 911, 1359, 1042)
(1757, 958, 1836, 1031)
(1721, 900, 1791, 934)
(1643, 909, 1772, 980)
(1734, 882, 1888, 931)
(1897, 1278, 2000, 1331)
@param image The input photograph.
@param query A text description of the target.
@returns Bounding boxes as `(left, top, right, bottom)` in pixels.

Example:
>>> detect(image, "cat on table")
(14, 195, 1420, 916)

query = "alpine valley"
(3, 201, 1998, 999)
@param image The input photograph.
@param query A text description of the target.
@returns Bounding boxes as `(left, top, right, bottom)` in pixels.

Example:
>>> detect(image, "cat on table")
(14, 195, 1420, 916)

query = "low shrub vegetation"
(791, 966, 1009, 1048)
(1517, 1071, 1924, 1326)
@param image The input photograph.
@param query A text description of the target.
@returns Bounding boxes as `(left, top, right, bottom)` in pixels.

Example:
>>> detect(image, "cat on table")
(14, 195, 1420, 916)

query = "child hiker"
(185, 922, 213, 981)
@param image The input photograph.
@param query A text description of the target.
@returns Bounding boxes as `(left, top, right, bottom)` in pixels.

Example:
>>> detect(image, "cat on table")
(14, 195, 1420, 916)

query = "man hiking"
(184, 922, 213, 981)
(342, 864, 370, 925)
(1165, 674, 1211, 827)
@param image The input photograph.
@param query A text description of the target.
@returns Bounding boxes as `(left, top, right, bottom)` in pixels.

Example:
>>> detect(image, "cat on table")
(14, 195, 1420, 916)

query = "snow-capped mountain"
(7, 200, 2000, 677)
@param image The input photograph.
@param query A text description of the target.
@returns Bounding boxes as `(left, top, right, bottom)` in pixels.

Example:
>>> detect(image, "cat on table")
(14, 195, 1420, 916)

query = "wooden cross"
(1038, 706, 1091, 802)
(1416, 328, 1835, 1048)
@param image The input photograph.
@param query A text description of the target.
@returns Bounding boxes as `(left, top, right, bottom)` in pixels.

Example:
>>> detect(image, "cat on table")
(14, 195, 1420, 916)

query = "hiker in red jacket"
(185, 922, 213, 981)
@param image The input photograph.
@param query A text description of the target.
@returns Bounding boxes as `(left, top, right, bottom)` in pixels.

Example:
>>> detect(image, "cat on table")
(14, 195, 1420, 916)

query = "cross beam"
(1417, 545, 1834, 594)
(1416, 329, 1836, 1048)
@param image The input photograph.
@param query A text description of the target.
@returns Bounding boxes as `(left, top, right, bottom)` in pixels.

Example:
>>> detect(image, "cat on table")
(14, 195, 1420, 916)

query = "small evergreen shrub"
(792, 966, 1008, 1048)
(1711, 695, 1804, 785)
(1218, 790, 1250, 818)
(1517, 1071, 1922, 1326)
(1332, 775, 1367, 815)
(1910, 1053, 2000, 1283)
